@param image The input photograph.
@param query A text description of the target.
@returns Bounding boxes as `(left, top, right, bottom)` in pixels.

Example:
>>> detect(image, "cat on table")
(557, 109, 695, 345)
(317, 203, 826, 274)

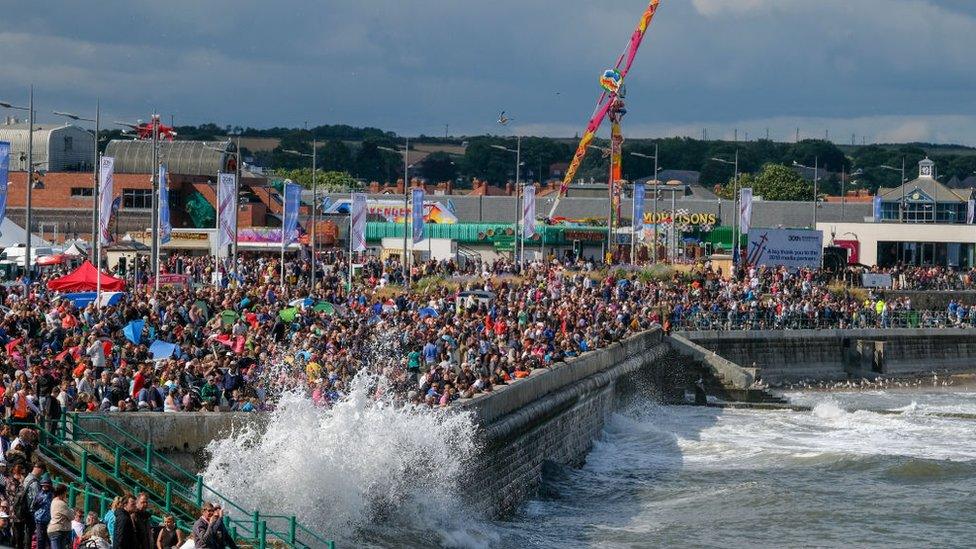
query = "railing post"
(114, 446, 122, 476)
(80, 450, 89, 485)
(71, 413, 79, 440)
(99, 497, 107, 518)
(68, 485, 76, 509)
(327, 541, 335, 549)
(164, 482, 172, 512)
(258, 521, 267, 549)
(59, 413, 67, 441)
(289, 515, 296, 544)
(195, 476, 203, 507)
(252, 511, 259, 539)
(145, 441, 153, 473)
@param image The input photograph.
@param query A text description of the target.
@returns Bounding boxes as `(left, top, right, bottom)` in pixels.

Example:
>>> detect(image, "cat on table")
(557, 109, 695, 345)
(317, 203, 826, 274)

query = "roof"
(105, 139, 235, 176)
(46, 261, 125, 292)
(877, 176, 971, 203)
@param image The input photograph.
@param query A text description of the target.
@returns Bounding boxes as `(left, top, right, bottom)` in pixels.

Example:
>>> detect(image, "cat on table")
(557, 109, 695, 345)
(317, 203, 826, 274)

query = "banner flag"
(968, 200, 974, 224)
(351, 192, 367, 252)
(522, 184, 536, 238)
(411, 188, 425, 244)
(282, 181, 301, 247)
(0, 142, 9, 224)
(632, 182, 645, 239)
(159, 164, 172, 244)
(217, 172, 236, 255)
(739, 187, 753, 235)
(98, 157, 115, 245)
(872, 196, 882, 222)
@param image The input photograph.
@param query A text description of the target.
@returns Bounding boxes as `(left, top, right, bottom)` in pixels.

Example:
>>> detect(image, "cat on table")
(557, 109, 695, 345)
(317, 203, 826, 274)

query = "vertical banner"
(411, 188, 424, 244)
(523, 184, 536, 238)
(217, 172, 236, 255)
(351, 192, 367, 252)
(159, 164, 171, 244)
(739, 187, 753, 235)
(872, 196, 882, 222)
(0, 142, 9, 223)
(632, 182, 645, 239)
(282, 180, 301, 247)
(968, 200, 974, 224)
(98, 156, 115, 245)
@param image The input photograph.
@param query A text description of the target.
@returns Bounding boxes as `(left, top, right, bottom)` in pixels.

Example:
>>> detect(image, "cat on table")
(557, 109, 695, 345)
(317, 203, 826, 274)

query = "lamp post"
(491, 138, 523, 265)
(0, 87, 35, 275)
(380, 138, 411, 285)
(711, 152, 740, 262)
(879, 160, 907, 222)
(793, 157, 820, 228)
(116, 114, 162, 289)
(53, 103, 100, 255)
(630, 147, 661, 264)
(283, 140, 318, 292)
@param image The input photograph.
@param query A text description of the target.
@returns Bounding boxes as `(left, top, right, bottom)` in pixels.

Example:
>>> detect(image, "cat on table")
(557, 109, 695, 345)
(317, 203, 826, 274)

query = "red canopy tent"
(46, 261, 126, 292)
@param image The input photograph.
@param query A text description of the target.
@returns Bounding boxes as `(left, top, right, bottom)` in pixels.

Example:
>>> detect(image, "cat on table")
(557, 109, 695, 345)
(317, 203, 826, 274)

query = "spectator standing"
(31, 475, 53, 549)
(47, 484, 73, 549)
(111, 495, 137, 549)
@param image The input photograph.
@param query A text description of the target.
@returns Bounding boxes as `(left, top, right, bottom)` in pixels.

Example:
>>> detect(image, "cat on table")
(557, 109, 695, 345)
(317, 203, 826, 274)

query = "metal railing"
(670, 309, 971, 332)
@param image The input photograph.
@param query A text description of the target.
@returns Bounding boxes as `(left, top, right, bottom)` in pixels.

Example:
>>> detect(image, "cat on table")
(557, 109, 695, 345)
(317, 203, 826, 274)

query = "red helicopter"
(115, 114, 177, 141)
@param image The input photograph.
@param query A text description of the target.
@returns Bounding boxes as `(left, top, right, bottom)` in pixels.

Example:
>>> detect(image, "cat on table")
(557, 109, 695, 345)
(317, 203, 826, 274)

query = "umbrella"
(194, 300, 210, 319)
(149, 340, 179, 360)
(617, 279, 631, 287)
(123, 320, 144, 345)
(279, 307, 298, 322)
(220, 309, 240, 326)
(289, 297, 315, 309)
(418, 307, 439, 319)
(313, 302, 336, 315)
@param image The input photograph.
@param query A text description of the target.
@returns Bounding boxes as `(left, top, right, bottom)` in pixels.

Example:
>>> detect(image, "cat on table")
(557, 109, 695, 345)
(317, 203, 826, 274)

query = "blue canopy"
(63, 291, 125, 309)
(149, 340, 179, 359)
(418, 307, 439, 319)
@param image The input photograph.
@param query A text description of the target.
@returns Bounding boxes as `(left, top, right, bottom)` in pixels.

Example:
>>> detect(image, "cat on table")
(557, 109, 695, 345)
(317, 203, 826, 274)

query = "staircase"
(23, 414, 334, 549)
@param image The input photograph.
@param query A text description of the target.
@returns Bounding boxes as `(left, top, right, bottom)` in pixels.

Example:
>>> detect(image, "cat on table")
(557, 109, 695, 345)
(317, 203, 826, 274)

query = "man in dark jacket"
(193, 503, 238, 549)
(112, 495, 138, 549)
(133, 492, 153, 549)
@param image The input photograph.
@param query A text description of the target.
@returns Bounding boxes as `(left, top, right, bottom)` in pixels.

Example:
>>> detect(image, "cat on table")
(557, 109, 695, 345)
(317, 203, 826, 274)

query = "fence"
(670, 309, 974, 332)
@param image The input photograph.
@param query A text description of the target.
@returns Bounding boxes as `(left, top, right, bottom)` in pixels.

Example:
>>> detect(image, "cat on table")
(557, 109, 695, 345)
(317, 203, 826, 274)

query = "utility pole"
(150, 114, 160, 290)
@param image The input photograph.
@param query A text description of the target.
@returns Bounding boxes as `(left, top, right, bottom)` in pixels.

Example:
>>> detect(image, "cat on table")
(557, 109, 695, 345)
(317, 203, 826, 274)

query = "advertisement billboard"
(323, 198, 458, 224)
(746, 228, 823, 269)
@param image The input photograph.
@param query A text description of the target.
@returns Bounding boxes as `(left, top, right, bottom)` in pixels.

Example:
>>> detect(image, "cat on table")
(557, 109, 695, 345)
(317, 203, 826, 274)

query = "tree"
(271, 168, 361, 191)
(318, 139, 353, 173)
(784, 139, 849, 173)
(420, 152, 458, 182)
(716, 163, 813, 201)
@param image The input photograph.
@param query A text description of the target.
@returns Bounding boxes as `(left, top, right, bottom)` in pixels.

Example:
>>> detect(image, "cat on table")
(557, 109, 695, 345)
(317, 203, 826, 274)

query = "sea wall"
(457, 328, 673, 517)
(684, 328, 976, 383)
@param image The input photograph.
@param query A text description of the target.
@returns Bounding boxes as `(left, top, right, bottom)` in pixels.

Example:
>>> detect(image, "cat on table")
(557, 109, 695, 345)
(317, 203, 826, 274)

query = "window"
(70, 187, 93, 198)
(64, 136, 73, 152)
(123, 189, 153, 209)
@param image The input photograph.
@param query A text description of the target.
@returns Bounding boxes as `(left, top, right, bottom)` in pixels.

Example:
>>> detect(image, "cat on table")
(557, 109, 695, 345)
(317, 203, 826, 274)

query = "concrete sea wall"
(684, 328, 976, 383)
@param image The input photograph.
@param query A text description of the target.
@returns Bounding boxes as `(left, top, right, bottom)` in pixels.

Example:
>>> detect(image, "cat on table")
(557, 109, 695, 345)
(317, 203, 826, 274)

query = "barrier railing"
(670, 309, 970, 332)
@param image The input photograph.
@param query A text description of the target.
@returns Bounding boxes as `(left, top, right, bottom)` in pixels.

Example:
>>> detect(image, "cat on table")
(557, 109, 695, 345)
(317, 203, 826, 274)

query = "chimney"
(505, 182, 513, 195)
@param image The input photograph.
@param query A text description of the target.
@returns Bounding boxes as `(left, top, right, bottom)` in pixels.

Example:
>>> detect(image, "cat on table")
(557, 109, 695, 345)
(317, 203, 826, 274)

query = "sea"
(205, 380, 976, 548)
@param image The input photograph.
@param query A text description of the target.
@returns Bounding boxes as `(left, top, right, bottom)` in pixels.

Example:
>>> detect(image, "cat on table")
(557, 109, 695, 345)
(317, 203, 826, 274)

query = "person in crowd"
(133, 492, 153, 549)
(111, 495, 137, 549)
(31, 475, 53, 549)
(47, 484, 74, 549)
(155, 515, 183, 549)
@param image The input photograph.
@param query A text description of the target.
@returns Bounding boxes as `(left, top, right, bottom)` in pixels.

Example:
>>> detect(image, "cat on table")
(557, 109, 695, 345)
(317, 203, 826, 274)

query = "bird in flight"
(497, 111, 511, 126)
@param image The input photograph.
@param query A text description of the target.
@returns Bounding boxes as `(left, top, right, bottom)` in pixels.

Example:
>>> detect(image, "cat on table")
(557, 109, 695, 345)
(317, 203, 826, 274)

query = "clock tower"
(918, 157, 936, 179)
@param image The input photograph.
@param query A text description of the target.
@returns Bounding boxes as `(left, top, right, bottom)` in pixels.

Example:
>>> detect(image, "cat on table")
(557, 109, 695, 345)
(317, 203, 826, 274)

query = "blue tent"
(123, 319, 145, 345)
(149, 340, 179, 359)
(418, 307, 439, 319)
(63, 291, 125, 309)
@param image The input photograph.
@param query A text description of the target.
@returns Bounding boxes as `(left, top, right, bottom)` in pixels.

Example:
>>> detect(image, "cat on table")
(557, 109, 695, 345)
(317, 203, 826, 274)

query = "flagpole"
(214, 174, 220, 287)
(348, 192, 353, 295)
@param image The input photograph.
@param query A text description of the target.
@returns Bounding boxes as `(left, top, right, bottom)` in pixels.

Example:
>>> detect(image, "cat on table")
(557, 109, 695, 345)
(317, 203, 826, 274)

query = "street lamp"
(879, 159, 907, 222)
(283, 141, 318, 292)
(379, 139, 411, 285)
(0, 87, 35, 275)
(631, 148, 661, 265)
(116, 114, 162, 289)
(793, 158, 820, 228)
(54, 103, 101, 256)
(712, 152, 740, 264)
(492, 139, 523, 264)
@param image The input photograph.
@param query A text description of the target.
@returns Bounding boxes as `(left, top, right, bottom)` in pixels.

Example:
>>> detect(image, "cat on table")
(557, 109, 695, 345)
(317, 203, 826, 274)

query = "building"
(0, 121, 95, 171)
(104, 139, 237, 175)
(817, 158, 976, 268)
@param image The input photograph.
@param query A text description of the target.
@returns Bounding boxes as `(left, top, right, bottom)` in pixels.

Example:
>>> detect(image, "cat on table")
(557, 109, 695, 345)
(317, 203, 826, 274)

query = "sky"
(4, 0, 976, 144)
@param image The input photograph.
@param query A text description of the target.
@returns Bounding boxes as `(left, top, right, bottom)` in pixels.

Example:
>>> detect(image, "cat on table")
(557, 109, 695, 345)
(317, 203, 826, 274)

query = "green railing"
(24, 415, 335, 549)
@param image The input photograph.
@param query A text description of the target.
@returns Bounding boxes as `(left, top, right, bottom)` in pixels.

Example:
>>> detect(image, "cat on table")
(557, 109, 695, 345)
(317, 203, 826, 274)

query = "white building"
(818, 158, 976, 268)
(0, 121, 96, 172)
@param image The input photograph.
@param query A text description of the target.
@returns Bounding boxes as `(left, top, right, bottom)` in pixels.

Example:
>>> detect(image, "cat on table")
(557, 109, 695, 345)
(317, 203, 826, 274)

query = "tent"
(47, 261, 126, 292)
(63, 291, 125, 309)
(62, 242, 88, 257)
(0, 217, 50, 248)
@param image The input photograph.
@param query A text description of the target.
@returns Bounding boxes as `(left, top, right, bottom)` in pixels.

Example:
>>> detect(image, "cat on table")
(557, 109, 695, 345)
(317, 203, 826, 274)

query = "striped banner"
(351, 192, 367, 252)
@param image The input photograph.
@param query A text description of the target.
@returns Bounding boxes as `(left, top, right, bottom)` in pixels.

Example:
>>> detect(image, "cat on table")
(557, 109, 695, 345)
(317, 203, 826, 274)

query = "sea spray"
(203, 372, 479, 544)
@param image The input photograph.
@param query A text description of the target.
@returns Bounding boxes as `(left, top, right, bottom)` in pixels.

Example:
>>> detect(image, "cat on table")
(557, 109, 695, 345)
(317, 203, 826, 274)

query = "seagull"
(497, 111, 511, 126)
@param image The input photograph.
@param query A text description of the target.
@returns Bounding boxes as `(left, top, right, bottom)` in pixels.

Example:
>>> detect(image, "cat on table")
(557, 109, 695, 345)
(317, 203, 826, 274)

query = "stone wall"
(685, 328, 976, 383)
(458, 328, 672, 517)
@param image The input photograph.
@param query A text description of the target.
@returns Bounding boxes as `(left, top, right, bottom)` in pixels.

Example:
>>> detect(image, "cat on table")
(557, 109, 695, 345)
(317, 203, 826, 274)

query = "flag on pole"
(217, 172, 236, 255)
(968, 200, 974, 224)
(872, 196, 882, 222)
(522, 184, 536, 238)
(632, 182, 645, 240)
(282, 180, 301, 247)
(0, 142, 9, 224)
(739, 187, 753, 236)
(351, 192, 367, 252)
(159, 164, 171, 244)
(98, 157, 115, 245)
(411, 188, 425, 244)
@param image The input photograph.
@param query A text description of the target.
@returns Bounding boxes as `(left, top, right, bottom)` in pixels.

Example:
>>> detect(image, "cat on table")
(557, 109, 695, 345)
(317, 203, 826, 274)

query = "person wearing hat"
(0, 508, 13, 546)
(31, 475, 53, 549)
